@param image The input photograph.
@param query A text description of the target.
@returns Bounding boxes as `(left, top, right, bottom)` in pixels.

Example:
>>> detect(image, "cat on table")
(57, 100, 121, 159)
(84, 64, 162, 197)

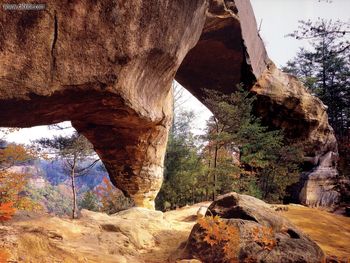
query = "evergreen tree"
(203, 88, 303, 203)
(156, 110, 205, 210)
(283, 19, 350, 179)
(37, 133, 99, 218)
(79, 191, 99, 212)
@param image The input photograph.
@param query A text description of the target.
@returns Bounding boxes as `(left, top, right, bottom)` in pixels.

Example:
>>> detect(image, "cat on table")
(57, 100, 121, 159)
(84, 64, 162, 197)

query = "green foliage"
(157, 86, 303, 209)
(284, 18, 350, 180)
(79, 191, 99, 212)
(156, 110, 206, 210)
(25, 184, 72, 216)
(203, 88, 303, 203)
(284, 19, 350, 134)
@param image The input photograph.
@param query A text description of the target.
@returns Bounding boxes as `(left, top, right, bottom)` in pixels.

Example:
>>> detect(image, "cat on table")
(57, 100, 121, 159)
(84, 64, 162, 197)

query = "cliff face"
(176, 0, 339, 207)
(0, 0, 209, 209)
(0, 0, 339, 207)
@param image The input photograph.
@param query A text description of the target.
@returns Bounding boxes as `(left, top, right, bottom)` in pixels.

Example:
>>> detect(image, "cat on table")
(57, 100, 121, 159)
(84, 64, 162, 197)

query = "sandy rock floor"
(0, 203, 349, 262)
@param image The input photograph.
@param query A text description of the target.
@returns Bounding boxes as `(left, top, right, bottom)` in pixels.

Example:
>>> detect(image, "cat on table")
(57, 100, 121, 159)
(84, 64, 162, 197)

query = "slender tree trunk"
(206, 150, 211, 201)
(191, 185, 194, 204)
(212, 143, 218, 201)
(71, 158, 78, 219)
(212, 118, 219, 201)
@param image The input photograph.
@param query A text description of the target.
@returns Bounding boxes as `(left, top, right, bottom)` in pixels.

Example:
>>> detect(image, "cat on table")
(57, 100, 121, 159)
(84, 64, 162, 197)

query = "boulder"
(186, 193, 325, 263)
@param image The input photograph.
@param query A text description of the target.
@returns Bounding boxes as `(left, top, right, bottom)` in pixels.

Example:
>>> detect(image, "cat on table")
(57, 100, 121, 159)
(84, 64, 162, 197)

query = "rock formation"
(0, 0, 338, 207)
(176, 0, 339, 207)
(2, 201, 350, 262)
(185, 193, 325, 263)
(0, 0, 209, 209)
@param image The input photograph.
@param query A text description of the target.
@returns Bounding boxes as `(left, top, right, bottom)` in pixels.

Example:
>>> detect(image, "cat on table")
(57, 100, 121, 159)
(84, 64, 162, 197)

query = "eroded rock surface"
(176, 0, 339, 207)
(0, 0, 209, 209)
(0, 0, 339, 207)
(0, 204, 206, 263)
(185, 193, 325, 263)
(2, 201, 350, 262)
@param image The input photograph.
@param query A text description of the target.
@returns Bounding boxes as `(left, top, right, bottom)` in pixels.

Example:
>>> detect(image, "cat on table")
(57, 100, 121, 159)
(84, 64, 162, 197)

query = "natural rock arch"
(0, 0, 338, 209)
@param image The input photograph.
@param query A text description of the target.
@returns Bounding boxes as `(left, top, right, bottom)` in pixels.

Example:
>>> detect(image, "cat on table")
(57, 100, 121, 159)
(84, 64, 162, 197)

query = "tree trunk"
(71, 158, 78, 219)
(212, 118, 220, 201)
(212, 143, 218, 201)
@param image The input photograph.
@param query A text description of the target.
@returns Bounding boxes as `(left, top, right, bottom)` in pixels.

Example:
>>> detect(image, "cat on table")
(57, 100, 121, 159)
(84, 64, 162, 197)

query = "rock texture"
(176, 0, 339, 207)
(2, 201, 350, 262)
(0, 203, 207, 263)
(299, 152, 340, 207)
(0, 0, 209, 209)
(251, 64, 339, 207)
(185, 193, 325, 263)
(0, 0, 338, 207)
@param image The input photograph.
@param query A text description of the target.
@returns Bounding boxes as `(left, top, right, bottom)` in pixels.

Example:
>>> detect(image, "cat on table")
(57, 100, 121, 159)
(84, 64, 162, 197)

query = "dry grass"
(282, 205, 350, 260)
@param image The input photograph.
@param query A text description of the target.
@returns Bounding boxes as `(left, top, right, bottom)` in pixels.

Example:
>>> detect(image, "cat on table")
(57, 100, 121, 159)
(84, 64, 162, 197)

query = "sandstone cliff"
(0, 0, 339, 207)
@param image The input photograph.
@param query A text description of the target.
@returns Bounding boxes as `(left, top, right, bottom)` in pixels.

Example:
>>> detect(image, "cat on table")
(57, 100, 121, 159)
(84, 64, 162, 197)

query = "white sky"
(3, 0, 350, 144)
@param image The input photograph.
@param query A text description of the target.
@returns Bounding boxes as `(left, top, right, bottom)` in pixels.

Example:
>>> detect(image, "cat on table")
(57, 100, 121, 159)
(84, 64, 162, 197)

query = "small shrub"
(198, 215, 240, 262)
(0, 202, 15, 222)
(251, 226, 276, 251)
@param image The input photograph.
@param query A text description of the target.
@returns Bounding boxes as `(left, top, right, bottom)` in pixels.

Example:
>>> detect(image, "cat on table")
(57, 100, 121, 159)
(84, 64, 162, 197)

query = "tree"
(25, 183, 72, 216)
(203, 88, 303, 203)
(202, 88, 256, 200)
(156, 84, 207, 210)
(283, 19, 350, 179)
(37, 133, 99, 218)
(0, 143, 40, 214)
(79, 191, 99, 212)
(95, 176, 133, 214)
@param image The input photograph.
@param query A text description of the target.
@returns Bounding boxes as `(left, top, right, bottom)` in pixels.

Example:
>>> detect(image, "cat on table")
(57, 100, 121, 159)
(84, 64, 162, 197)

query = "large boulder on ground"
(186, 193, 325, 263)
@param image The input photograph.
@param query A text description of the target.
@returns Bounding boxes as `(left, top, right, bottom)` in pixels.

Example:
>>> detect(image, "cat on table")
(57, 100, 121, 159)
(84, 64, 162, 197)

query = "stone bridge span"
(0, 0, 338, 208)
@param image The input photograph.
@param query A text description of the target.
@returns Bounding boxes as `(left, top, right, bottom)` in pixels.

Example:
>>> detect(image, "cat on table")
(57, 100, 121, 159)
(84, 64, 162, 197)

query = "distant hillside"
(10, 159, 109, 216)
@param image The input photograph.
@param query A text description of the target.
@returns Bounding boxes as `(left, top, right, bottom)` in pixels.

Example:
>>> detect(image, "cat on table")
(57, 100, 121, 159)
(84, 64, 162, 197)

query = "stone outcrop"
(0, 203, 205, 262)
(175, 0, 339, 207)
(251, 64, 339, 207)
(299, 152, 340, 207)
(0, 0, 209, 209)
(2, 201, 350, 262)
(0, 0, 338, 207)
(185, 193, 325, 263)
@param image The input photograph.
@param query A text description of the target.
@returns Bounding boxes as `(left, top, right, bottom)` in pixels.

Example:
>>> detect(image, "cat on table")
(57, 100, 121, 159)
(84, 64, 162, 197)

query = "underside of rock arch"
(0, 0, 339, 208)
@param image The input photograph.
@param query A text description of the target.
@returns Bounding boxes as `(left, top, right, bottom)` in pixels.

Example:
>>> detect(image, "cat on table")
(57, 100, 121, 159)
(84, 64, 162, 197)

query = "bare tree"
(37, 133, 99, 219)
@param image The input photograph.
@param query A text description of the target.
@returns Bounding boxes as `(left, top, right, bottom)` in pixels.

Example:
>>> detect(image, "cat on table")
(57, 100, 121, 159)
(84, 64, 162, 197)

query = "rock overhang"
(0, 0, 339, 208)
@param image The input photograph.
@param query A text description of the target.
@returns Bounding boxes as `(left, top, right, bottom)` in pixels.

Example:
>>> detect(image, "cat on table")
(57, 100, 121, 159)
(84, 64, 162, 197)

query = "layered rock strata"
(0, 0, 209, 209)
(176, 0, 339, 207)
(0, 0, 339, 207)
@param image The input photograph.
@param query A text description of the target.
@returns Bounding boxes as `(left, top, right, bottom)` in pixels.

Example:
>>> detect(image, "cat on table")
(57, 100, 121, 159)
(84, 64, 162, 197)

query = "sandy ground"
(0, 202, 349, 262)
(281, 205, 350, 260)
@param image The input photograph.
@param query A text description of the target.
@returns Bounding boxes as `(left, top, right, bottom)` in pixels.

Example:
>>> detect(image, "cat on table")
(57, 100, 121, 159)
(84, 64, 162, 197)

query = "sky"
(3, 0, 350, 144)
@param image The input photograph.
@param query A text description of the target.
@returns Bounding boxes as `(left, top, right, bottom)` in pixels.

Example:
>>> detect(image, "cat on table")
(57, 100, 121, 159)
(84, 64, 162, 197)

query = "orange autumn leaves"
(198, 215, 240, 262)
(251, 226, 276, 251)
(0, 144, 40, 221)
(198, 215, 277, 262)
(0, 202, 15, 221)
